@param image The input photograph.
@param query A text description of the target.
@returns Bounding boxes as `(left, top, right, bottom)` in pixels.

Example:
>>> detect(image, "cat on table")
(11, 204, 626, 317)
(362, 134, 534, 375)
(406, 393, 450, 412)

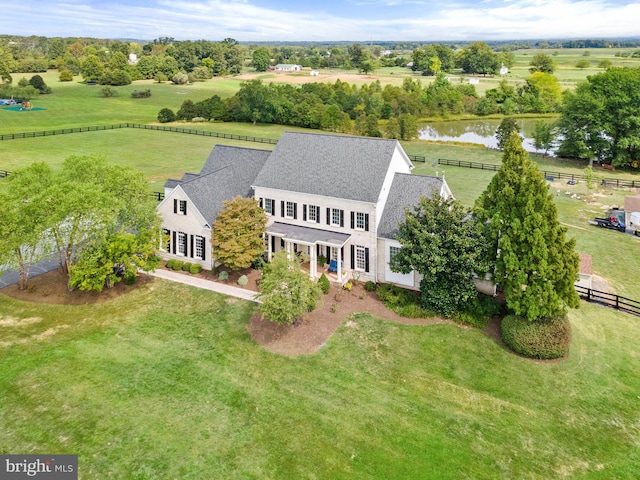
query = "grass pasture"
(1, 280, 639, 479)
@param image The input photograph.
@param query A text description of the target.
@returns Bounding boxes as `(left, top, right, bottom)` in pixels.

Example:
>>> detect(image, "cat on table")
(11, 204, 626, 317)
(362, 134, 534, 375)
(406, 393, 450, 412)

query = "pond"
(419, 118, 556, 154)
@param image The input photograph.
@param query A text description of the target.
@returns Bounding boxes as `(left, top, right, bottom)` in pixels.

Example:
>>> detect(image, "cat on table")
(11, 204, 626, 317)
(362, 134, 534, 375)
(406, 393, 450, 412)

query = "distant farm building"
(500, 64, 509, 75)
(275, 64, 302, 72)
(310, 70, 319, 76)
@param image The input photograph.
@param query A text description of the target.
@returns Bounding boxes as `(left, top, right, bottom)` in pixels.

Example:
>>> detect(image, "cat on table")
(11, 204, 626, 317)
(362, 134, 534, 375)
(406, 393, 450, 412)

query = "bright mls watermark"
(1, 455, 77, 479)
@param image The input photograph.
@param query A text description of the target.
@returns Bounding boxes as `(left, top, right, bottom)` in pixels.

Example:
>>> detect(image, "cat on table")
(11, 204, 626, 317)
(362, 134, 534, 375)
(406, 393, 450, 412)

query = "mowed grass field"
(1, 60, 640, 478)
(1, 280, 639, 479)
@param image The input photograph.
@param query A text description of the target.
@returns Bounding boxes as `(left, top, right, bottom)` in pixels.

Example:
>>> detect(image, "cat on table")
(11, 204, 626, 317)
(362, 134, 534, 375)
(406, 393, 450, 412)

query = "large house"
(158, 132, 452, 290)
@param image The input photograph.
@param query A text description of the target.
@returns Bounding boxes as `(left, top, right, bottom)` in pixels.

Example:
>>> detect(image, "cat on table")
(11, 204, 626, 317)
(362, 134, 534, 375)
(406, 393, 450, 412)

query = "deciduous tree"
(257, 251, 322, 325)
(475, 132, 580, 321)
(391, 195, 490, 317)
(212, 196, 267, 270)
(252, 47, 271, 72)
(529, 53, 556, 74)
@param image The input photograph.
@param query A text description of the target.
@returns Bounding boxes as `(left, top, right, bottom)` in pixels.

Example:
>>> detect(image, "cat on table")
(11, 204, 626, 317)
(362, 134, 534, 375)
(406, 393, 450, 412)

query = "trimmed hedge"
(501, 314, 571, 359)
(171, 260, 184, 271)
(189, 264, 202, 274)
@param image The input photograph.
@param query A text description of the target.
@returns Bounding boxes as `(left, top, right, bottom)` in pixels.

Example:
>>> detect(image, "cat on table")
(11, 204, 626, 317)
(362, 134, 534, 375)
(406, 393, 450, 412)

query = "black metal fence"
(0, 169, 10, 178)
(436, 158, 640, 189)
(408, 155, 426, 163)
(575, 285, 640, 317)
(0, 123, 279, 145)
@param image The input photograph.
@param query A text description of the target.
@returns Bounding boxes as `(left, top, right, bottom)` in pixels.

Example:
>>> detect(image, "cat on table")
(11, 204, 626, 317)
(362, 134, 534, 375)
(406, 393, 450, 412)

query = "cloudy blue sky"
(6, 0, 640, 41)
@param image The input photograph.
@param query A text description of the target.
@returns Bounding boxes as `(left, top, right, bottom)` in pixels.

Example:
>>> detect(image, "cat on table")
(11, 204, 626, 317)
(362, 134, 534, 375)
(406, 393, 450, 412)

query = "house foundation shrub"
(171, 260, 184, 271)
(501, 314, 571, 359)
(189, 264, 202, 274)
(182, 262, 193, 272)
(218, 271, 229, 281)
(364, 281, 377, 292)
(377, 284, 434, 318)
(318, 273, 331, 295)
(166, 259, 175, 269)
(237, 275, 248, 286)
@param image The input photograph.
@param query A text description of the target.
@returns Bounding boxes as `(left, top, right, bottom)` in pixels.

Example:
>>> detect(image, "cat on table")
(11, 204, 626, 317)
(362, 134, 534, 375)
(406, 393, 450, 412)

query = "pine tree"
(475, 132, 580, 321)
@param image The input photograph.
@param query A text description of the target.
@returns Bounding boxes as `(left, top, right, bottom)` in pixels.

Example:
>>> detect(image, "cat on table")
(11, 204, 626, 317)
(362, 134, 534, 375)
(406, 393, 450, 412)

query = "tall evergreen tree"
(475, 132, 580, 321)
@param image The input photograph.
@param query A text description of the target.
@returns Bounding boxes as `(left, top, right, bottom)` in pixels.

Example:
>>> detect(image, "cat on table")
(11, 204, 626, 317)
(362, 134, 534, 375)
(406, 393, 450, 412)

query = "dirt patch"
(0, 269, 151, 305)
(249, 283, 450, 356)
(234, 71, 380, 86)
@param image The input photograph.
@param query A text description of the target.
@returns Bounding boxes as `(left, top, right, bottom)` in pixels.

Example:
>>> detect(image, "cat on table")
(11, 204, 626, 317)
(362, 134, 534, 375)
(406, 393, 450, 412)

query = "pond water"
(419, 118, 556, 154)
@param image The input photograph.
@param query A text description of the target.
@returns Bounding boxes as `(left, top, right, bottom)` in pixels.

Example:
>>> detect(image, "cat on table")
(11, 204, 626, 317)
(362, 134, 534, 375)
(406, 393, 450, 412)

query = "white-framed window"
(355, 245, 366, 271)
(178, 200, 187, 215)
(177, 232, 187, 256)
(308, 205, 318, 222)
(264, 198, 274, 215)
(332, 208, 341, 226)
(195, 235, 205, 259)
(286, 201, 295, 219)
(389, 245, 401, 263)
(356, 212, 365, 230)
(331, 247, 338, 260)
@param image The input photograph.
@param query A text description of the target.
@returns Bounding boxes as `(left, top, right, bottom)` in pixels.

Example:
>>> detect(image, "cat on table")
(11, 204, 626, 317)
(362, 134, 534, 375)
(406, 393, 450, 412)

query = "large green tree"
(495, 117, 520, 149)
(529, 53, 556, 74)
(475, 132, 580, 321)
(557, 67, 640, 168)
(257, 251, 322, 325)
(212, 196, 267, 270)
(0, 163, 55, 290)
(391, 195, 490, 317)
(252, 47, 271, 72)
(457, 42, 500, 75)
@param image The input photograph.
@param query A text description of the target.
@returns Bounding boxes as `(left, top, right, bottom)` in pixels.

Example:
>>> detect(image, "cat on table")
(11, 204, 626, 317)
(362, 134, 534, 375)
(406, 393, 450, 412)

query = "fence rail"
(0, 169, 10, 178)
(408, 155, 426, 163)
(0, 123, 279, 145)
(436, 158, 640, 188)
(575, 285, 640, 317)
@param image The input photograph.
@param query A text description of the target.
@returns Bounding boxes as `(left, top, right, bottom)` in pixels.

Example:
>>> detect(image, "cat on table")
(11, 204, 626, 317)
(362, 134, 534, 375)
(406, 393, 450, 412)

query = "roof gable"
(253, 131, 406, 203)
(378, 173, 445, 239)
(169, 145, 271, 224)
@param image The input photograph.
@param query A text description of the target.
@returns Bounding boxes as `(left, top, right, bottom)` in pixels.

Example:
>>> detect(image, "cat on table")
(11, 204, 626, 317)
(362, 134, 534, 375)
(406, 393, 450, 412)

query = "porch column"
(267, 234, 272, 262)
(309, 244, 317, 280)
(337, 247, 342, 283)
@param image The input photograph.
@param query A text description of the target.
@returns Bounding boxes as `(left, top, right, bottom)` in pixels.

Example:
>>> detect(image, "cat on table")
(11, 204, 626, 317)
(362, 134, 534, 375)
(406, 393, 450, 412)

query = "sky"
(4, 0, 640, 42)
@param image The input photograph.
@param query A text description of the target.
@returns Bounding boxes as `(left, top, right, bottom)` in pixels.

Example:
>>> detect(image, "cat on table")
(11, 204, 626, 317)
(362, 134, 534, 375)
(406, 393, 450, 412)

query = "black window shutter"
(316, 244, 320, 258)
(184, 202, 187, 215)
(350, 211, 355, 229)
(326, 207, 330, 225)
(271, 199, 275, 216)
(316, 206, 321, 223)
(172, 231, 176, 254)
(293, 203, 297, 220)
(350, 245, 355, 269)
(365, 247, 370, 272)
(340, 210, 344, 227)
(189, 235, 194, 258)
(202, 237, 206, 261)
(281, 201, 285, 217)
(173, 199, 177, 214)
(281, 238, 285, 248)
(259, 197, 263, 208)
(303, 204, 307, 221)
(365, 214, 369, 232)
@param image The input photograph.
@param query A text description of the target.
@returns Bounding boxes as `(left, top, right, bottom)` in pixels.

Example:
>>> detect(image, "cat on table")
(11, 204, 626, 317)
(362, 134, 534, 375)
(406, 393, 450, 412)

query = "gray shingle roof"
(378, 173, 445, 239)
(165, 173, 199, 189)
(253, 131, 403, 203)
(177, 145, 271, 224)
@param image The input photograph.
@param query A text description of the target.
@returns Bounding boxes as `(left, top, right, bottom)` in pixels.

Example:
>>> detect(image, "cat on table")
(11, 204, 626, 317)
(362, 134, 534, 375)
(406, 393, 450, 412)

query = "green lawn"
(1, 280, 639, 479)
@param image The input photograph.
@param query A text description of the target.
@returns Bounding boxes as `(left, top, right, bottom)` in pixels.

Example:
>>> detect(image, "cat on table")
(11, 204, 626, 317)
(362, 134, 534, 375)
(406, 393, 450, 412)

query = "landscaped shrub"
(377, 283, 433, 318)
(364, 280, 377, 292)
(218, 271, 229, 281)
(343, 282, 353, 291)
(318, 273, 331, 295)
(251, 256, 265, 270)
(166, 259, 176, 269)
(171, 72, 189, 85)
(501, 314, 571, 359)
(182, 262, 193, 272)
(453, 294, 502, 328)
(189, 264, 202, 274)
(171, 260, 184, 271)
(124, 273, 137, 285)
(237, 275, 248, 286)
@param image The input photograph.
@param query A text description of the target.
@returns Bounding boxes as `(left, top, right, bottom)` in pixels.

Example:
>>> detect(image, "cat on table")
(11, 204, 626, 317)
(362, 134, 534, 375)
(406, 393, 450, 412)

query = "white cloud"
(4, 0, 640, 41)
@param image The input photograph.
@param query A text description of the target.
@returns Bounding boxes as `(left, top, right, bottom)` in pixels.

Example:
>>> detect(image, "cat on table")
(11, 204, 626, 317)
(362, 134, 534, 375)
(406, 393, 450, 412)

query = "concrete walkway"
(147, 269, 261, 303)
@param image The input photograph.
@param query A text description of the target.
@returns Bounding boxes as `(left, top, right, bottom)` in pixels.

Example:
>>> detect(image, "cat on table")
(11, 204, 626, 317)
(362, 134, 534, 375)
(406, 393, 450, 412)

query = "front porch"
(265, 221, 352, 285)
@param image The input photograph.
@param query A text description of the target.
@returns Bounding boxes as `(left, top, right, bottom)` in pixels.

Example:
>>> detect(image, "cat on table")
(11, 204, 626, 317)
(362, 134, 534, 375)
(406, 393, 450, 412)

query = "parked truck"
(591, 208, 628, 233)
